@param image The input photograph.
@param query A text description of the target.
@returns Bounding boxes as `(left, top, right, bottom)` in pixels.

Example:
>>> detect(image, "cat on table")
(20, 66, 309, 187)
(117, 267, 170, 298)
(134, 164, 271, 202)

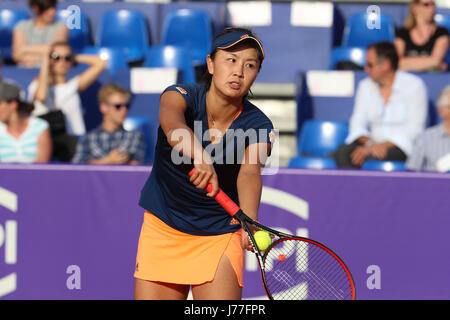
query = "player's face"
(207, 43, 260, 101)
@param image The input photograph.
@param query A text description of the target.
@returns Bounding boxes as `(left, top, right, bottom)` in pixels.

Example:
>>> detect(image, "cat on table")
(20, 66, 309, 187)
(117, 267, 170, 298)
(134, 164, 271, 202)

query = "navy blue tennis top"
(139, 83, 274, 236)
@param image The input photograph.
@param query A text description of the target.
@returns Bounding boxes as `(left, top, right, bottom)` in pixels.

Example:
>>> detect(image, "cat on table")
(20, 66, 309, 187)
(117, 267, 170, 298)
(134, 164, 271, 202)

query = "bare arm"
(237, 142, 271, 251)
(75, 54, 108, 92)
(236, 143, 271, 221)
(159, 90, 219, 196)
(33, 50, 51, 102)
(35, 128, 52, 163)
(12, 29, 51, 67)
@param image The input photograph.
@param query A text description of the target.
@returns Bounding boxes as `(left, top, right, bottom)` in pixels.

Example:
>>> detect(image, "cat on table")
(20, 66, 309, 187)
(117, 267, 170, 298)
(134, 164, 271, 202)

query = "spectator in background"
(395, 0, 449, 72)
(72, 83, 146, 165)
(12, 0, 68, 67)
(27, 41, 107, 161)
(334, 41, 428, 168)
(0, 81, 52, 163)
(407, 85, 450, 172)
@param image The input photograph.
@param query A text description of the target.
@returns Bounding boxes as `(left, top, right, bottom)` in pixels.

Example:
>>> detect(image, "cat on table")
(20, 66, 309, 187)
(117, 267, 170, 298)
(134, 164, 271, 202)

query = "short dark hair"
(201, 27, 263, 91)
(29, 0, 57, 14)
(368, 41, 399, 71)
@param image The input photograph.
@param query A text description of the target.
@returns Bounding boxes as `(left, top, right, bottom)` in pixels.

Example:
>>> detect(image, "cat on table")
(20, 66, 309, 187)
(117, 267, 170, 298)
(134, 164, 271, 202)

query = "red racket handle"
(188, 169, 240, 216)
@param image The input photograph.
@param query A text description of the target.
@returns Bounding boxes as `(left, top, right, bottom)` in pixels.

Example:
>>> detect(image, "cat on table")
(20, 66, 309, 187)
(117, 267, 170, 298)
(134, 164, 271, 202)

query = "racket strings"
(263, 239, 353, 300)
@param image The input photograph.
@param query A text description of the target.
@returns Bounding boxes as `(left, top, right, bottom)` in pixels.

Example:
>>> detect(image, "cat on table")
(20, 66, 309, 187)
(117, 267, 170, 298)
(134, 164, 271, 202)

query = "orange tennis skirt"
(134, 211, 245, 288)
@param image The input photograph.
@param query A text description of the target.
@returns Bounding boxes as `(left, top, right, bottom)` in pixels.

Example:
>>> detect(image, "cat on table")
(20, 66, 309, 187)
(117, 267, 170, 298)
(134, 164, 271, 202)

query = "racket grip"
(189, 169, 240, 216)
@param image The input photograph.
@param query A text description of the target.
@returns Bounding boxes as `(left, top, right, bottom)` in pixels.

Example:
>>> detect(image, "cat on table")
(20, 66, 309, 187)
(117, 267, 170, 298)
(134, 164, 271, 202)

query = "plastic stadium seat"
(82, 47, 127, 75)
(0, 9, 30, 60)
(123, 115, 153, 162)
(56, 9, 91, 54)
(143, 45, 196, 84)
(288, 157, 337, 169)
(328, 46, 366, 70)
(434, 14, 450, 65)
(435, 13, 450, 32)
(97, 10, 150, 63)
(298, 120, 349, 157)
(361, 160, 406, 172)
(160, 9, 212, 65)
(342, 12, 395, 48)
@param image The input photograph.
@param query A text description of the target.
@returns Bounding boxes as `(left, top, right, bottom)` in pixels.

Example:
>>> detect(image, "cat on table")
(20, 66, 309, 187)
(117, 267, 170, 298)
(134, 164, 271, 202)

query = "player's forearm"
(237, 169, 263, 221)
(167, 126, 210, 164)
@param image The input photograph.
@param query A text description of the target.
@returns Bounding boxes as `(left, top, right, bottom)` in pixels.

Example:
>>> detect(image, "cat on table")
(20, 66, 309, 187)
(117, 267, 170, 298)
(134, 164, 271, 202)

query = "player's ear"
(206, 54, 214, 76)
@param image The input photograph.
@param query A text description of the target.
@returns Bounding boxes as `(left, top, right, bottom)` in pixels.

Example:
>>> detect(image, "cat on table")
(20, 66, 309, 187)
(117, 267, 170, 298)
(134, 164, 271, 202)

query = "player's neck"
(206, 87, 242, 124)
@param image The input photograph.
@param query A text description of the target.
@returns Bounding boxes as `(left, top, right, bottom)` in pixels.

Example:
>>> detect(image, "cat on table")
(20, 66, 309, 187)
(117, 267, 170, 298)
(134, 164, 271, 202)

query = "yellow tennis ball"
(254, 231, 272, 251)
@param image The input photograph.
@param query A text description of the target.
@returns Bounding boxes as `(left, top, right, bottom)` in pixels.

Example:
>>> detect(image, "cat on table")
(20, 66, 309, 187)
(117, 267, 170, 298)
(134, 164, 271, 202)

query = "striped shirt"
(406, 123, 450, 171)
(71, 125, 146, 164)
(0, 117, 49, 163)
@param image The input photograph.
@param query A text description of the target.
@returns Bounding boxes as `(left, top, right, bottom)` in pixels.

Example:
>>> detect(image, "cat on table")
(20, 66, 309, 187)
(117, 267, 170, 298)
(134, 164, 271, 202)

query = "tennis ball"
(254, 231, 272, 251)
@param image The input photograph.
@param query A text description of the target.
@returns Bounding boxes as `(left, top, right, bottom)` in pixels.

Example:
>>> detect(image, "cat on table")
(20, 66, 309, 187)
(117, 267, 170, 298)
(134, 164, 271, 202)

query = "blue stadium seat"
(123, 115, 153, 163)
(328, 46, 366, 70)
(0, 9, 30, 60)
(434, 13, 450, 65)
(298, 120, 349, 157)
(288, 157, 337, 169)
(97, 10, 150, 63)
(56, 9, 91, 54)
(342, 12, 395, 48)
(81, 47, 127, 75)
(361, 160, 406, 172)
(143, 45, 196, 84)
(160, 9, 212, 65)
(435, 13, 450, 32)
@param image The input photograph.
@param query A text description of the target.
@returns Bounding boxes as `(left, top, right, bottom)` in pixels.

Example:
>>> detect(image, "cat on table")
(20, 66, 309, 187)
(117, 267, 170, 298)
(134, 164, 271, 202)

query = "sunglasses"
(105, 101, 131, 110)
(50, 53, 73, 62)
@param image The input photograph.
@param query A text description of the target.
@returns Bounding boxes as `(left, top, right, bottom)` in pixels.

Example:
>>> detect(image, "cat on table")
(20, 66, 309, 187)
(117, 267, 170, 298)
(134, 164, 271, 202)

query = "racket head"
(262, 236, 356, 300)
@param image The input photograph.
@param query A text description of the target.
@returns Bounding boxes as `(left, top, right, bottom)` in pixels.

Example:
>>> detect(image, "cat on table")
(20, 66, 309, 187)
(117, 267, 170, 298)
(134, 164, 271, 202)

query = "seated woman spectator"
(12, 0, 68, 68)
(395, 0, 449, 72)
(28, 41, 107, 136)
(26, 41, 107, 162)
(0, 81, 52, 163)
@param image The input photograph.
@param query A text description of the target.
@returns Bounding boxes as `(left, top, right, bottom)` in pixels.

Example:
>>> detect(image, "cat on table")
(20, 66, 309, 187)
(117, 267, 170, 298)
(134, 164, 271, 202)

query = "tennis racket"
(189, 169, 356, 300)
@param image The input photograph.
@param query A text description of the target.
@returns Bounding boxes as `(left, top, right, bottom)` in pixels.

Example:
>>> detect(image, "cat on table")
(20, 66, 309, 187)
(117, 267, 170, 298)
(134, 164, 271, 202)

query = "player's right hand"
(189, 164, 219, 198)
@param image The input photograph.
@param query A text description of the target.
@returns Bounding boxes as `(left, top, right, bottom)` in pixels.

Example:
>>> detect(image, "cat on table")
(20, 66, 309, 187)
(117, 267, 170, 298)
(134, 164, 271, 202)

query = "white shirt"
(28, 76, 86, 136)
(345, 71, 428, 156)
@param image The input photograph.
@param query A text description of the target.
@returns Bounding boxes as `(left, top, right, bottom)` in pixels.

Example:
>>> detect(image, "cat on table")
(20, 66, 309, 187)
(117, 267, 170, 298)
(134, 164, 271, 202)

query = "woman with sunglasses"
(395, 0, 449, 72)
(134, 27, 274, 300)
(12, 0, 68, 67)
(28, 41, 107, 137)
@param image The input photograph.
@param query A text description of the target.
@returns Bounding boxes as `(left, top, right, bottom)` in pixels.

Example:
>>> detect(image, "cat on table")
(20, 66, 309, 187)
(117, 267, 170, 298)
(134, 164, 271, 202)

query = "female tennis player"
(134, 27, 274, 300)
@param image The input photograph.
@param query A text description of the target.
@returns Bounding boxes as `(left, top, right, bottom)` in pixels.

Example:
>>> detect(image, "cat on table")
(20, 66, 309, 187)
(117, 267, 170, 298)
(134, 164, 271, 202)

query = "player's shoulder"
(241, 99, 273, 129)
(163, 83, 205, 97)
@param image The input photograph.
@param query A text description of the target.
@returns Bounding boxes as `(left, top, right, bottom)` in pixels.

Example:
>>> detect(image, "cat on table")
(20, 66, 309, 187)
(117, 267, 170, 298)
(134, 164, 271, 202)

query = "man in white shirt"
(334, 41, 428, 168)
